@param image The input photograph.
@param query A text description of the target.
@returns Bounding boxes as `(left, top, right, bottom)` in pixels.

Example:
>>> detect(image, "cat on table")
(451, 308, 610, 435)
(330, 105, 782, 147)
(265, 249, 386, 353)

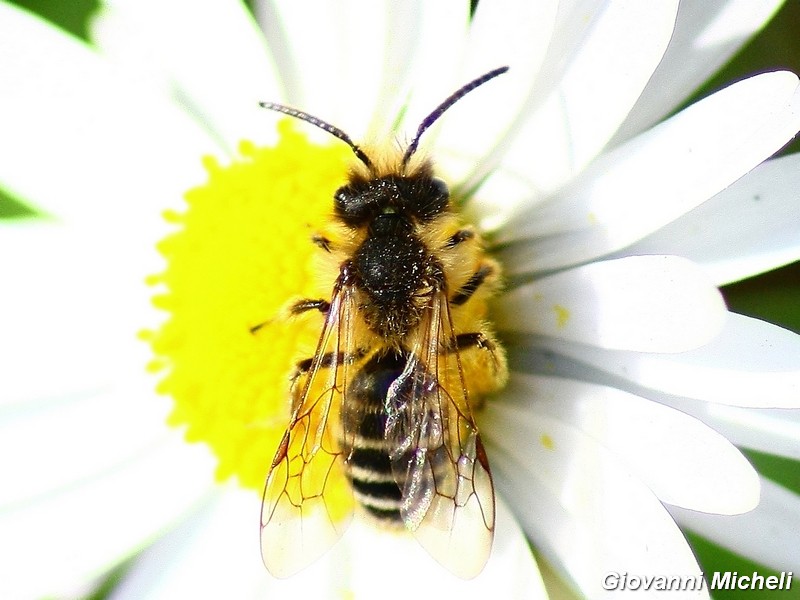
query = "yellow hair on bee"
(348, 141, 431, 179)
(415, 203, 508, 403)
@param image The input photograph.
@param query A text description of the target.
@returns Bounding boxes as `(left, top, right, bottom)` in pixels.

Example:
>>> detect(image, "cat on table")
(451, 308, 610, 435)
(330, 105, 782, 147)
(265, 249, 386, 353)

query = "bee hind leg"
(447, 332, 507, 409)
(448, 332, 505, 378)
(449, 332, 497, 354)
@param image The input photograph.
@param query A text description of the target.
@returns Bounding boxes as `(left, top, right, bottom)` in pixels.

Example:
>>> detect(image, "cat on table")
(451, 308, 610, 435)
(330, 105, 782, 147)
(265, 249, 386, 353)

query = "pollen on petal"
(553, 304, 570, 328)
(145, 121, 350, 490)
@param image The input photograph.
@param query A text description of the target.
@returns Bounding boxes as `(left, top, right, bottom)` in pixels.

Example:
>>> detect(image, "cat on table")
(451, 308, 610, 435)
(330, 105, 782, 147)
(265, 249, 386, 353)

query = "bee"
(259, 66, 509, 580)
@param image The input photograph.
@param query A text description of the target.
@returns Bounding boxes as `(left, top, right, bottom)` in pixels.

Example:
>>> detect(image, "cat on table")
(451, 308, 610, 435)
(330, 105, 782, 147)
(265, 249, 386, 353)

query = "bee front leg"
(288, 298, 331, 316)
(312, 234, 334, 253)
(249, 298, 331, 334)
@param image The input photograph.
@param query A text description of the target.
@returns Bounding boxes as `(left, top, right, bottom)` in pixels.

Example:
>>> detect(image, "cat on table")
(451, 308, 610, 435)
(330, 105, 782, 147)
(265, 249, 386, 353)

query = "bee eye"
(334, 184, 374, 225)
(415, 177, 450, 221)
(430, 177, 449, 201)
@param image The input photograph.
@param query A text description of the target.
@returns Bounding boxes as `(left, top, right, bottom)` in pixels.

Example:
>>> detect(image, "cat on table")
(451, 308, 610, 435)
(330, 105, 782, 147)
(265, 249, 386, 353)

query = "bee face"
(333, 171, 451, 227)
(259, 67, 510, 580)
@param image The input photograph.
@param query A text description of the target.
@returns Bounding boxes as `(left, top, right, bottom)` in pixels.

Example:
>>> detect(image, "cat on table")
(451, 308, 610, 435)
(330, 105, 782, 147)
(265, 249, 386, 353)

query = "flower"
(1, 1, 799, 599)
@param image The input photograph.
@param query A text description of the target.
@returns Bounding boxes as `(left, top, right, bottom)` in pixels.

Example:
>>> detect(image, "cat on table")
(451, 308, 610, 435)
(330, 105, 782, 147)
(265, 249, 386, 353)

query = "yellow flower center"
(145, 121, 351, 491)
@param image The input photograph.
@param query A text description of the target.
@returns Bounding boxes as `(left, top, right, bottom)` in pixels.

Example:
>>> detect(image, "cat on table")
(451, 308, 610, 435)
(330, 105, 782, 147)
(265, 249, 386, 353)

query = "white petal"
(500, 71, 800, 272)
(0, 384, 172, 508)
(614, 0, 787, 143)
(669, 477, 800, 572)
(434, 0, 559, 188)
(0, 222, 156, 404)
(470, 166, 545, 233)
(495, 255, 726, 352)
(536, 312, 800, 408)
(335, 499, 544, 599)
(113, 487, 543, 599)
(666, 401, 800, 463)
(503, 374, 759, 514)
(483, 402, 708, 599)
(115, 488, 544, 599)
(111, 488, 274, 599)
(0, 3, 217, 225)
(390, 1, 473, 138)
(496, 0, 679, 198)
(617, 153, 800, 285)
(0, 436, 215, 599)
(361, 3, 427, 138)
(343, 497, 545, 599)
(262, 1, 434, 141)
(92, 0, 281, 151)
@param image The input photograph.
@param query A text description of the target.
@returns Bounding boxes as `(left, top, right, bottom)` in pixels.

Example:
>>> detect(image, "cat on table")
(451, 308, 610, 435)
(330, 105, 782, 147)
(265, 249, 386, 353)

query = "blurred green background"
(2, 1, 798, 599)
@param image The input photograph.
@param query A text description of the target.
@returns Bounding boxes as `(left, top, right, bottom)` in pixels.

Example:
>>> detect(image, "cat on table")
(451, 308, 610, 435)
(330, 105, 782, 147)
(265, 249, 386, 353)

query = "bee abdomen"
(341, 351, 407, 523)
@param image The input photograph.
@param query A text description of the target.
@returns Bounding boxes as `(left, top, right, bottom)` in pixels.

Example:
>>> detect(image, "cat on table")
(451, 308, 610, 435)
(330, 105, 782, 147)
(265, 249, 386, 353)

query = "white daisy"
(0, 1, 798, 599)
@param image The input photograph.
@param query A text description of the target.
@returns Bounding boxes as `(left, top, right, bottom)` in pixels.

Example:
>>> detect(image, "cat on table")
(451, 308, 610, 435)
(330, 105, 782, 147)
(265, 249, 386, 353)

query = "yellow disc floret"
(145, 121, 350, 491)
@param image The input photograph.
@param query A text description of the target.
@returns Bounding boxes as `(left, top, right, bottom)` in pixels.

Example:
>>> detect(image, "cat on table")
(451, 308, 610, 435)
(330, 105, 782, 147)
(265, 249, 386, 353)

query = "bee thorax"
(352, 215, 436, 338)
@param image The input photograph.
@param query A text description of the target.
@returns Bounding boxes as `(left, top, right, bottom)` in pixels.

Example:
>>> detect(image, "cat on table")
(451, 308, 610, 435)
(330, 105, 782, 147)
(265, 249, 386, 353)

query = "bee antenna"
(401, 66, 509, 169)
(259, 102, 374, 170)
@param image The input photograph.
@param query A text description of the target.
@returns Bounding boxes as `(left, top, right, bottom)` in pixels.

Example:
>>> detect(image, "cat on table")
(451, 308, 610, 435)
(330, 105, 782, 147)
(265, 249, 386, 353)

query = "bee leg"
(289, 347, 368, 405)
(450, 332, 497, 354)
(249, 298, 330, 334)
(449, 331, 503, 372)
(249, 321, 270, 334)
(450, 262, 494, 306)
(312, 234, 333, 253)
(289, 298, 331, 316)
(442, 227, 475, 249)
(292, 347, 367, 378)
(448, 332, 506, 409)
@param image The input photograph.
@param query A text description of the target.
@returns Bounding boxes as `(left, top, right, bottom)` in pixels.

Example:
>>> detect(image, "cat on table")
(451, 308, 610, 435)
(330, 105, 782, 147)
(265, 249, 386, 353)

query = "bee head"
(333, 172, 450, 228)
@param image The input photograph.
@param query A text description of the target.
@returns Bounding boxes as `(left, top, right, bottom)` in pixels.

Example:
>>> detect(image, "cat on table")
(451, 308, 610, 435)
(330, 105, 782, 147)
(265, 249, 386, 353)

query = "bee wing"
(385, 291, 495, 579)
(260, 275, 359, 578)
